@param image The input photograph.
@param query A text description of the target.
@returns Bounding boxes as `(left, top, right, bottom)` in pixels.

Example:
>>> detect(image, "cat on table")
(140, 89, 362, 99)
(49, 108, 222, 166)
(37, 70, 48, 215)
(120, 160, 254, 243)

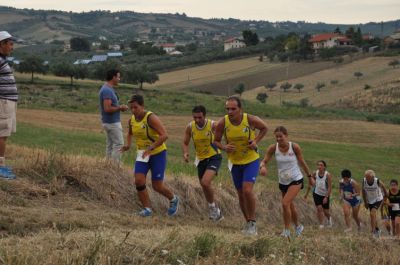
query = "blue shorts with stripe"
(134, 150, 167, 181)
(230, 159, 259, 189)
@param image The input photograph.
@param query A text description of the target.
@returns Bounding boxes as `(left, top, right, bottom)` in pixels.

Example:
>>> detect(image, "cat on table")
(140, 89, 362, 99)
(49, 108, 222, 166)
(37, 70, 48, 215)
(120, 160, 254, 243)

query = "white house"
(224, 37, 246, 51)
(309, 33, 352, 50)
(159, 43, 176, 53)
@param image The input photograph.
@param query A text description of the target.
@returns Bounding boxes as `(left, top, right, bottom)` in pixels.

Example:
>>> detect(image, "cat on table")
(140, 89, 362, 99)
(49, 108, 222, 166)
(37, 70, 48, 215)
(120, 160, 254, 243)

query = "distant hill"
(0, 6, 399, 43)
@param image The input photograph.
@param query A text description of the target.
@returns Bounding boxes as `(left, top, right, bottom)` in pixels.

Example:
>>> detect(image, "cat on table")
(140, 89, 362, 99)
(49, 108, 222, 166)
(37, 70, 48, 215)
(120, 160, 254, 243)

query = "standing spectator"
(0, 31, 17, 179)
(99, 69, 128, 162)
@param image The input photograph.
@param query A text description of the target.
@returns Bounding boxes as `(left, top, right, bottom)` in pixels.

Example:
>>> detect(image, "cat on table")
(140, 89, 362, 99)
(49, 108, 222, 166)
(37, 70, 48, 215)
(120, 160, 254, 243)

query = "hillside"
(242, 56, 400, 111)
(1, 145, 400, 265)
(0, 6, 399, 43)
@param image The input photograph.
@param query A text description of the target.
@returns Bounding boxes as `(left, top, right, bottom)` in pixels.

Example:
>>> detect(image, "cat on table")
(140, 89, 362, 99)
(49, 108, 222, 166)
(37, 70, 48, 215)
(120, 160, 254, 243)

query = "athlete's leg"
(316, 205, 325, 225)
(352, 204, 361, 227)
(343, 202, 351, 229)
(200, 169, 217, 203)
(282, 184, 302, 229)
(242, 181, 256, 221)
(135, 173, 151, 208)
(370, 208, 378, 233)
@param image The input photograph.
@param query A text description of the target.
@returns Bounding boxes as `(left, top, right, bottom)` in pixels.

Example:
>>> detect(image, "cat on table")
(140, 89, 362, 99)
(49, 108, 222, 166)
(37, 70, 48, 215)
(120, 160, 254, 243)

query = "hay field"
(243, 56, 400, 106)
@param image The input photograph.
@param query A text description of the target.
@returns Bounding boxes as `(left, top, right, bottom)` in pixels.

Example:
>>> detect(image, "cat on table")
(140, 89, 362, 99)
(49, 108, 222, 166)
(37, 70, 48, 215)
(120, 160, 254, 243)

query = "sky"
(9, 0, 400, 24)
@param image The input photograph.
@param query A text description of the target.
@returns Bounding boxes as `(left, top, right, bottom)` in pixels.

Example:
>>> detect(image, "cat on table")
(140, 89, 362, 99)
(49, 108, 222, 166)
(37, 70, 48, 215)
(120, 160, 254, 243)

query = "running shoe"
(167, 195, 179, 216)
(0, 166, 16, 180)
(373, 228, 381, 238)
(244, 221, 258, 236)
(280, 229, 291, 238)
(241, 222, 250, 234)
(319, 224, 325, 229)
(295, 224, 304, 236)
(326, 217, 333, 228)
(344, 227, 352, 233)
(209, 206, 224, 221)
(138, 207, 153, 217)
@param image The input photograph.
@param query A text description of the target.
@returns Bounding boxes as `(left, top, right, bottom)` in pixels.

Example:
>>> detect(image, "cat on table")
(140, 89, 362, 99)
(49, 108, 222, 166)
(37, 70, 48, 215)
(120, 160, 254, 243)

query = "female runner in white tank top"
(260, 126, 312, 238)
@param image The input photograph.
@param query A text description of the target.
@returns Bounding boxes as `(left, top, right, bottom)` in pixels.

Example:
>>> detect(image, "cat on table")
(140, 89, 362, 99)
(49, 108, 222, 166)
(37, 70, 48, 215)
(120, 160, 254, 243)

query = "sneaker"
(0, 166, 16, 180)
(241, 222, 250, 234)
(167, 195, 179, 216)
(244, 221, 257, 236)
(319, 224, 325, 229)
(373, 228, 381, 238)
(327, 217, 333, 228)
(209, 206, 224, 221)
(295, 224, 304, 237)
(138, 207, 153, 217)
(280, 229, 291, 238)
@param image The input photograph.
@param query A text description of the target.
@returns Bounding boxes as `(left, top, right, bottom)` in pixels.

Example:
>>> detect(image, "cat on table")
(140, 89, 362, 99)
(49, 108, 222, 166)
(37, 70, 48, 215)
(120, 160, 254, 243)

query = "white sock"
(208, 202, 216, 208)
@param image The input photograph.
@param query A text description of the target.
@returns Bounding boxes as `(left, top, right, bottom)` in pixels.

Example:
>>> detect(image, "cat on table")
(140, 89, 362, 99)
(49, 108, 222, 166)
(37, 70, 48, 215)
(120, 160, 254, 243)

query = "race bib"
(392, 203, 400, 211)
(279, 169, 292, 182)
(228, 160, 233, 171)
(344, 191, 353, 199)
(136, 150, 150, 163)
(194, 157, 200, 167)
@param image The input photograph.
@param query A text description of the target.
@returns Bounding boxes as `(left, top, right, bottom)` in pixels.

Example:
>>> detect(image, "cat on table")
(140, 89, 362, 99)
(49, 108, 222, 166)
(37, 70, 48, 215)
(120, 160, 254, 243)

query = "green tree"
(18, 56, 47, 82)
(92, 60, 121, 81)
(125, 65, 159, 90)
(235, 83, 245, 96)
(334, 27, 342, 34)
(52, 62, 88, 85)
(265, 82, 276, 91)
(280, 82, 292, 92)
(354, 27, 363, 46)
(256, 93, 268, 103)
(294, 83, 304, 93)
(242, 30, 259, 46)
(315, 82, 325, 92)
(70, 37, 90, 51)
(354, 72, 363, 80)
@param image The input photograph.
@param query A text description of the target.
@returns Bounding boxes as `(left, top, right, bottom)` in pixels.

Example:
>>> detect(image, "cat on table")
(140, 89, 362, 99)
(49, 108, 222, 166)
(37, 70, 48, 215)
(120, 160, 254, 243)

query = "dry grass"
(0, 146, 399, 264)
(17, 108, 400, 148)
(243, 56, 400, 106)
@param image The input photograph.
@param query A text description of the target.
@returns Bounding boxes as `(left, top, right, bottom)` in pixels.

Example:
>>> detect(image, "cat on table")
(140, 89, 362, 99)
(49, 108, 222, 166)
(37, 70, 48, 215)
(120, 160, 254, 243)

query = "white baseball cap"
(0, 31, 16, 42)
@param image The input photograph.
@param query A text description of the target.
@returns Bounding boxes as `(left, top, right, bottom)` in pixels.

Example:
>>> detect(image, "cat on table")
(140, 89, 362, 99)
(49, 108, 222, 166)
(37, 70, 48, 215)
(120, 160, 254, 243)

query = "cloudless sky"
(9, 0, 400, 24)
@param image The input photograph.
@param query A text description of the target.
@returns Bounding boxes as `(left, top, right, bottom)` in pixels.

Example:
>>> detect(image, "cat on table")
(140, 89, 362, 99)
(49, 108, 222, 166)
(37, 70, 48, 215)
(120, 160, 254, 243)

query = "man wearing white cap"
(0, 31, 17, 179)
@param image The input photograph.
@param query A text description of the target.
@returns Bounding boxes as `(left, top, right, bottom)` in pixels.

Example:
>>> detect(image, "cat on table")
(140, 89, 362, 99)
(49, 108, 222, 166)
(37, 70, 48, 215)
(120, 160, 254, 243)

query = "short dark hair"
(227, 96, 242, 108)
(192, 105, 206, 116)
(274, 126, 288, 135)
(341, 169, 352, 178)
(106, 69, 120, 81)
(390, 179, 398, 185)
(318, 160, 327, 168)
(128, 94, 144, 106)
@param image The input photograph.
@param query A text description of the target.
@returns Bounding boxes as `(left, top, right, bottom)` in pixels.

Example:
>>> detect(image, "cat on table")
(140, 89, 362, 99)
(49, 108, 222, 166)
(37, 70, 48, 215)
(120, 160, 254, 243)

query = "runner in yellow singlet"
(214, 96, 268, 236)
(182, 105, 223, 221)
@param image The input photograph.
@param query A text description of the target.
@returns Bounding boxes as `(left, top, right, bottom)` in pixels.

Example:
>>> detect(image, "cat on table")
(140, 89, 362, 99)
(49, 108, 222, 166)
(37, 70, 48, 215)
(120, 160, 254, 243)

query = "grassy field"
(1, 56, 400, 265)
(243, 56, 400, 107)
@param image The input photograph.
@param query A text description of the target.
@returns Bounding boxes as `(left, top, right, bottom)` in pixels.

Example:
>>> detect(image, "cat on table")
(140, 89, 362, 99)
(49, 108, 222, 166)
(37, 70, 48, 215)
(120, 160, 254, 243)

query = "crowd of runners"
(97, 69, 400, 238)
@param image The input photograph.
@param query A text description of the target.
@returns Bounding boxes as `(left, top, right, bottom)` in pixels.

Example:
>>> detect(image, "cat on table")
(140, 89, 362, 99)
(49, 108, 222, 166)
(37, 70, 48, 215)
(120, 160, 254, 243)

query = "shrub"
(354, 72, 363, 79)
(280, 82, 292, 92)
(294, 83, 304, 93)
(364, 84, 371, 90)
(256, 92, 268, 103)
(190, 232, 218, 258)
(315, 82, 326, 92)
(330, 80, 339, 85)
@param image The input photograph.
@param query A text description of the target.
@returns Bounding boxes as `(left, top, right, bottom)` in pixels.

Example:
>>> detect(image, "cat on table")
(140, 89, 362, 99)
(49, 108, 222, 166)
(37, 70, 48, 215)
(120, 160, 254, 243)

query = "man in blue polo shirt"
(99, 69, 128, 162)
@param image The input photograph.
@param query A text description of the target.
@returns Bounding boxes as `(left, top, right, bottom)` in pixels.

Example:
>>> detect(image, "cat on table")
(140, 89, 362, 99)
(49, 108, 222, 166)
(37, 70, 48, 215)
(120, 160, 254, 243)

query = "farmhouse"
(309, 33, 352, 50)
(224, 37, 246, 51)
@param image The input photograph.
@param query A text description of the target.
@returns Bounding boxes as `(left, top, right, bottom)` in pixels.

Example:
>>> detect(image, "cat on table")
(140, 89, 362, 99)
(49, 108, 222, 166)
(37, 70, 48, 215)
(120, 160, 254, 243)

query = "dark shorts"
(343, 197, 361, 207)
(279, 178, 304, 194)
(231, 159, 259, 189)
(389, 209, 400, 220)
(313, 192, 330, 209)
(134, 150, 167, 181)
(368, 200, 382, 210)
(197, 154, 222, 179)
